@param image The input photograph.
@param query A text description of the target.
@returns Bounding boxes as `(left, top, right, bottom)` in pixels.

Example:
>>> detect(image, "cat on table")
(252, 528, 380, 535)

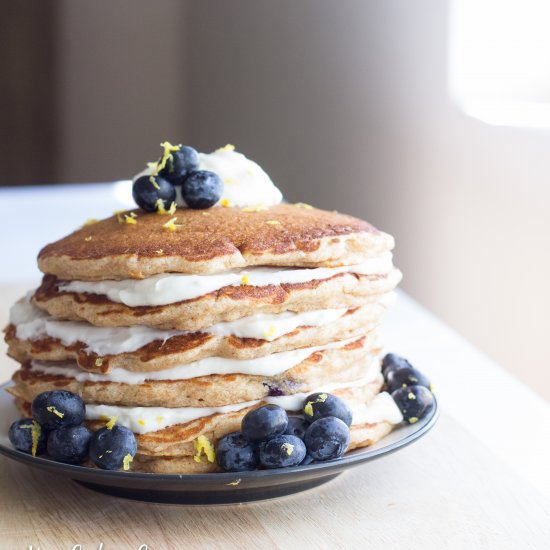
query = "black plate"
(0, 382, 438, 504)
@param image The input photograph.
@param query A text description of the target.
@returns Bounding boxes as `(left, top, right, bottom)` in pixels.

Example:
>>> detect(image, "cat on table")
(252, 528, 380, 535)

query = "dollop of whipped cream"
(133, 145, 283, 209)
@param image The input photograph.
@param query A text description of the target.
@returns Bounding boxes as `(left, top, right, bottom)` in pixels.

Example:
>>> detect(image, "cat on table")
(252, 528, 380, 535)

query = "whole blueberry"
(259, 435, 306, 469)
(386, 366, 431, 393)
(132, 175, 176, 212)
(89, 424, 137, 471)
(284, 416, 309, 440)
(47, 425, 92, 465)
(392, 385, 435, 423)
(241, 404, 288, 443)
(304, 417, 350, 461)
(303, 392, 353, 426)
(8, 418, 47, 456)
(158, 146, 200, 185)
(381, 353, 412, 378)
(216, 432, 258, 472)
(181, 170, 224, 209)
(31, 391, 85, 431)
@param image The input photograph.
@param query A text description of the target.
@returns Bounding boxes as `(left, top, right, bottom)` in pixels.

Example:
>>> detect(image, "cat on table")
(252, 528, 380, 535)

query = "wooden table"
(1, 285, 549, 549)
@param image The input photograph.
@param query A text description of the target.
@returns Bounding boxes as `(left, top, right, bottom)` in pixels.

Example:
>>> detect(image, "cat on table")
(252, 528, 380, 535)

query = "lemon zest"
(304, 393, 328, 416)
(202, 212, 210, 216)
(149, 175, 160, 190)
(21, 421, 42, 456)
(124, 213, 137, 225)
(282, 442, 294, 456)
(226, 479, 242, 486)
(47, 406, 64, 419)
(409, 417, 419, 424)
(147, 161, 158, 171)
(294, 202, 313, 209)
(266, 220, 281, 225)
(156, 249, 164, 255)
(156, 416, 164, 424)
(193, 435, 216, 463)
(215, 144, 235, 153)
(156, 199, 177, 215)
(221, 198, 231, 208)
(83, 218, 98, 227)
(263, 324, 277, 338)
(137, 419, 145, 427)
(408, 392, 416, 400)
(106, 417, 117, 430)
(242, 204, 267, 212)
(95, 357, 103, 367)
(241, 274, 250, 285)
(153, 141, 181, 175)
(115, 210, 126, 223)
(123, 454, 134, 471)
(84, 236, 93, 242)
(163, 217, 182, 231)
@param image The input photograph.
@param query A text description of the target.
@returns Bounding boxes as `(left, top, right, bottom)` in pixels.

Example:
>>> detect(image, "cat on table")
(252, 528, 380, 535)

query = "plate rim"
(0, 380, 439, 483)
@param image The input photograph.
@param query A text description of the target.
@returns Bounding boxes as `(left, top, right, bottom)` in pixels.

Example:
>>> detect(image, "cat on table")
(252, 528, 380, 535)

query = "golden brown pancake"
(6, 305, 386, 373)
(37, 204, 395, 280)
(32, 270, 401, 331)
(8, 337, 379, 407)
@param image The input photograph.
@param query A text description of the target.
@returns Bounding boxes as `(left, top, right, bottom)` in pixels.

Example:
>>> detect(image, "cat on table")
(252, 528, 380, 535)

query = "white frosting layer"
(10, 298, 348, 354)
(28, 336, 359, 383)
(133, 147, 283, 208)
(59, 253, 394, 307)
(85, 377, 401, 434)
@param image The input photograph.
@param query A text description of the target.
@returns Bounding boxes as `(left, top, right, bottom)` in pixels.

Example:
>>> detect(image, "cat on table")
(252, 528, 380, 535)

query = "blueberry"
(241, 404, 288, 443)
(386, 366, 431, 393)
(216, 432, 258, 472)
(158, 146, 200, 185)
(31, 391, 85, 431)
(284, 416, 308, 440)
(181, 170, 224, 209)
(132, 175, 176, 212)
(303, 392, 352, 426)
(304, 417, 350, 461)
(259, 435, 306, 469)
(392, 385, 435, 424)
(381, 353, 412, 378)
(47, 425, 92, 465)
(8, 418, 47, 456)
(89, 424, 137, 471)
(300, 454, 316, 466)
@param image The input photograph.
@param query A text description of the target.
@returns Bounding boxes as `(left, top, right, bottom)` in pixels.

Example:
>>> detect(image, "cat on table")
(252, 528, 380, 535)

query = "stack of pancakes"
(5, 203, 402, 473)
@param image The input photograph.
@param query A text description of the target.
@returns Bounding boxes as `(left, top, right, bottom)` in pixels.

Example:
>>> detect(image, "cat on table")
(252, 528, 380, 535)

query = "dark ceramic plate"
(0, 381, 438, 504)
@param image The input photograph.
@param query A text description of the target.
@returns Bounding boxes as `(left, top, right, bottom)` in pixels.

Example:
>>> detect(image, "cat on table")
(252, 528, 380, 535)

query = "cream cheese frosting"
(28, 336, 362, 383)
(11, 297, 350, 353)
(133, 146, 283, 208)
(58, 253, 394, 307)
(85, 377, 403, 434)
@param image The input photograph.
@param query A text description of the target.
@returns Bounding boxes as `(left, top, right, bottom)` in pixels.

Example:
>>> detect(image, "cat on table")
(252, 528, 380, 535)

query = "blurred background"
(1, 0, 549, 400)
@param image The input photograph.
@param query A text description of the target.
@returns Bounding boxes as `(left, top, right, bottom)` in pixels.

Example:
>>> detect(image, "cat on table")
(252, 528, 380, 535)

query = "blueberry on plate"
(89, 424, 137, 471)
(259, 435, 306, 469)
(8, 418, 47, 456)
(304, 417, 350, 461)
(241, 404, 288, 443)
(386, 365, 431, 393)
(216, 432, 258, 472)
(158, 145, 200, 185)
(132, 175, 176, 212)
(381, 353, 412, 379)
(181, 170, 224, 209)
(392, 385, 435, 424)
(31, 390, 86, 431)
(300, 454, 316, 466)
(303, 392, 353, 426)
(284, 416, 309, 440)
(47, 425, 92, 465)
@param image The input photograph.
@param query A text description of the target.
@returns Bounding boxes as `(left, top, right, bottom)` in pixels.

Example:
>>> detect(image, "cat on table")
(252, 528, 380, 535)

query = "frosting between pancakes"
(85, 379, 403, 434)
(28, 336, 362, 383)
(58, 253, 395, 307)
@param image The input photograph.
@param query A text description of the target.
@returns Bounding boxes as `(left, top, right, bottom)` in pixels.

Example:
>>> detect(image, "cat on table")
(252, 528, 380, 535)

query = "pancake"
(6, 304, 387, 373)
(14, 379, 396, 473)
(8, 337, 379, 407)
(32, 270, 402, 331)
(37, 204, 395, 280)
